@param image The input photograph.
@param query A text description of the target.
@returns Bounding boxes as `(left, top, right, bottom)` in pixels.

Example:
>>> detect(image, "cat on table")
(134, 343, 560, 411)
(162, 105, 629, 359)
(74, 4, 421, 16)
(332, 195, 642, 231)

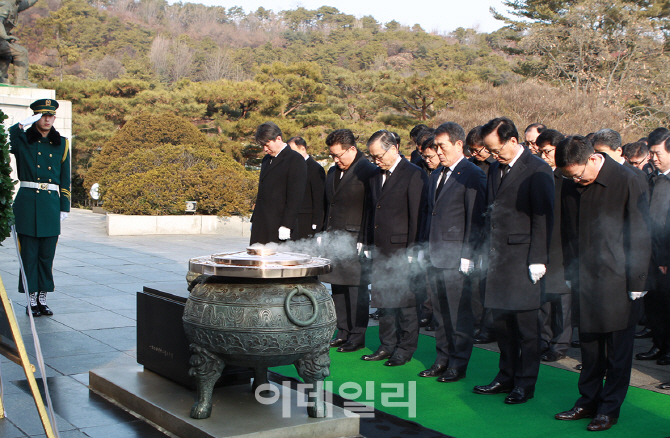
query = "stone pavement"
(0, 208, 667, 437)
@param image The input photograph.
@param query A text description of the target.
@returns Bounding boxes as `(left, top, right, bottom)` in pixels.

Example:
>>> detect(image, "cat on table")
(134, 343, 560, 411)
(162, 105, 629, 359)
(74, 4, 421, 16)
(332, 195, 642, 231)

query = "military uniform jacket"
(561, 155, 651, 333)
(250, 146, 307, 245)
(483, 148, 554, 311)
(425, 159, 487, 270)
(10, 123, 70, 237)
(319, 151, 376, 286)
(368, 157, 428, 308)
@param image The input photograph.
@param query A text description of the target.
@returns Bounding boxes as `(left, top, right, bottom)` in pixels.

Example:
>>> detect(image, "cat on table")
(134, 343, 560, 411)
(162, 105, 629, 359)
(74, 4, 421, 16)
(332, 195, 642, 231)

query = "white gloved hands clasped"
(356, 242, 363, 255)
(417, 250, 428, 269)
(629, 291, 648, 300)
(60, 212, 68, 221)
(528, 264, 546, 284)
(278, 226, 291, 241)
(459, 258, 474, 275)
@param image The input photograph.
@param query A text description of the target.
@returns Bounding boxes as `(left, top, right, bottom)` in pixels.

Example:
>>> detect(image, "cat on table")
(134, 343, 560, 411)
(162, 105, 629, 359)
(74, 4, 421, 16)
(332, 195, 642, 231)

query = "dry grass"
(434, 80, 644, 142)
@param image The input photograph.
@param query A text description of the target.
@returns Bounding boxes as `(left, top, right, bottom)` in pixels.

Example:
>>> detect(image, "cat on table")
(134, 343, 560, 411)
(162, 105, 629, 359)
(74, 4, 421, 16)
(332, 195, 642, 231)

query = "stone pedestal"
(90, 366, 360, 438)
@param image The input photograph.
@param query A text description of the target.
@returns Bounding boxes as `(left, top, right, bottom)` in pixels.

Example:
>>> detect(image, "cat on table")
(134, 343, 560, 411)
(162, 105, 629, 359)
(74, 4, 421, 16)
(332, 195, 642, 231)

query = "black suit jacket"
(368, 157, 428, 307)
(483, 148, 554, 311)
(546, 168, 570, 295)
(648, 171, 670, 269)
(295, 156, 326, 239)
(319, 152, 376, 285)
(250, 146, 307, 245)
(426, 159, 486, 269)
(561, 155, 651, 333)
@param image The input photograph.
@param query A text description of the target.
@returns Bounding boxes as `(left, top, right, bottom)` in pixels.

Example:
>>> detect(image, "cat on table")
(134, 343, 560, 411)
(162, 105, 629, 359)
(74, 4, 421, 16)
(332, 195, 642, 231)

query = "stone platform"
(89, 366, 360, 438)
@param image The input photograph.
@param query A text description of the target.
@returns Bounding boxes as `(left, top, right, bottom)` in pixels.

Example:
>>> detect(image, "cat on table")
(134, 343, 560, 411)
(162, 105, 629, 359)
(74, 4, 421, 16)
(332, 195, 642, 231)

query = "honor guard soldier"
(10, 98, 70, 316)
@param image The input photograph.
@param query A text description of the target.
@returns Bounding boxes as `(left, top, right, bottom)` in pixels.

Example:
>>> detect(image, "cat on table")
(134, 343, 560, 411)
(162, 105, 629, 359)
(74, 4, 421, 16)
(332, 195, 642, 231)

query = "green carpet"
(271, 327, 670, 438)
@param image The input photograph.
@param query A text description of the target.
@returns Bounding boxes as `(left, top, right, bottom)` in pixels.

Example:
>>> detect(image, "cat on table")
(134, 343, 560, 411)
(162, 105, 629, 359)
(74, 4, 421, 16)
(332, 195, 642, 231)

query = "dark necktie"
(435, 168, 448, 199)
(382, 170, 392, 186)
(499, 164, 510, 188)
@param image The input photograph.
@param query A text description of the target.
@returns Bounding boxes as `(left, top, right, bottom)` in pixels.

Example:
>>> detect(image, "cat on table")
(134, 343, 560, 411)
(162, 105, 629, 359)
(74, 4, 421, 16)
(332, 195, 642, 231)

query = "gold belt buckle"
(38, 183, 48, 190)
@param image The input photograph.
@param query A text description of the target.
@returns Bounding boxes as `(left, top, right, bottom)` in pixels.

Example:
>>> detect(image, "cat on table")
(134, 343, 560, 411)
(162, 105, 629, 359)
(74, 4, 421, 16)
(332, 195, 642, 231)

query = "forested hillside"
(11, 0, 670, 207)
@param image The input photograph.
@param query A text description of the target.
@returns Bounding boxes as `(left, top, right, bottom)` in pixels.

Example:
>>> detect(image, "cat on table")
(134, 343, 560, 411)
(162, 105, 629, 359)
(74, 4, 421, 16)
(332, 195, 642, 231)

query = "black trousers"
(378, 307, 418, 358)
(575, 326, 635, 418)
(540, 293, 572, 355)
(492, 308, 541, 391)
(17, 234, 58, 294)
(645, 270, 670, 352)
(429, 267, 474, 371)
(331, 284, 369, 345)
(472, 271, 495, 335)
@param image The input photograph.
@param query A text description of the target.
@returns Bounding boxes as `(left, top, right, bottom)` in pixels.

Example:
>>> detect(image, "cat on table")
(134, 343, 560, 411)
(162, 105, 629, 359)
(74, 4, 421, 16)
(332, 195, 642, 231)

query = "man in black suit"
(418, 122, 486, 383)
(555, 136, 651, 431)
(524, 123, 546, 155)
(636, 131, 670, 367)
(250, 122, 307, 245)
(466, 125, 497, 345)
(409, 124, 429, 166)
(361, 130, 428, 367)
(287, 136, 325, 240)
(320, 129, 377, 353)
(623, 141, 652, 173)
(473, 117, 554, 405)
(592, 129, 648, 183)
(535, 129, 572, 362)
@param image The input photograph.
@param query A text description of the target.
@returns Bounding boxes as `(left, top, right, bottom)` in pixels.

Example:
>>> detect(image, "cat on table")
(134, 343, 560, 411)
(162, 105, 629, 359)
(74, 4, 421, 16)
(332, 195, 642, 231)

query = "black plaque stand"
(137, 283, 253, 389)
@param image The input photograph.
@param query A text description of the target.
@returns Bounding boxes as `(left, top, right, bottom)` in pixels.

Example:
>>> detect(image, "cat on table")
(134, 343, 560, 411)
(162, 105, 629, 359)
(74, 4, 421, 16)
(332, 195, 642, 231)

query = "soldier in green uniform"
(0, 0, 39, 86)
(10, 98, 70, 316)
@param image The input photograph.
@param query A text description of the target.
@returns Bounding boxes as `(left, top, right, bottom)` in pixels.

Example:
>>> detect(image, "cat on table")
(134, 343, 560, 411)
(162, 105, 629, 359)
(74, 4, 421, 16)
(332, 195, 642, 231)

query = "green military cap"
(30, 98, 59, 115)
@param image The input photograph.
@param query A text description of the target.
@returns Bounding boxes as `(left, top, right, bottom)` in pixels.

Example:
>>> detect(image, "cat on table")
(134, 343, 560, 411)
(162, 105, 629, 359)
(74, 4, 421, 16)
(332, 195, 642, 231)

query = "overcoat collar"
(26, 125, 61, 146)
(333, 150, 365, 194)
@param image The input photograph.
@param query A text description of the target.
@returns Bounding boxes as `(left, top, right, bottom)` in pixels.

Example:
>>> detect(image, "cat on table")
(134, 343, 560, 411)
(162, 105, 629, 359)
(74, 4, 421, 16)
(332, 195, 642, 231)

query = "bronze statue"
(0, 0, 38, 87)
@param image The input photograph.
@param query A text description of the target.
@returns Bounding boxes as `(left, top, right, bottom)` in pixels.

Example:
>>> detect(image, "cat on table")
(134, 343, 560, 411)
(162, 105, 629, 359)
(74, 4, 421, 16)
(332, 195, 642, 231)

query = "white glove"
(19, 113, 42, 130)
(407, 255, 414, 263)
(566, 280, 572, 289)
(278, 226, 291, 240)
(363, 249, 371, 258)
(629, 291, 648, 300)
(60, 212, 68, 221)
(528, 264, 546, 284)
(417, 250, 429, 269)
(459, 258, 474, 275)
(356, 242, 363, 255)
(312, 224, 317, 230)
(317, 236, 322, 246)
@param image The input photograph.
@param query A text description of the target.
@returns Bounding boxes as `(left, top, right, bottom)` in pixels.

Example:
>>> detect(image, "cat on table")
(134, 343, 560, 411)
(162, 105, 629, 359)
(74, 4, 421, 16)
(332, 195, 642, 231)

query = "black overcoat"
(545, 168, 570, 295)
(483, 148, 554, 311)
(425, 159, 486, 269)
(561, 155, 651, 333)
(368, 157, 428, 308)
(648, 171, 670, 269)
(295, 156, 326, 239)
(250, 146, 307, 245)
(319, 152, 376, 286)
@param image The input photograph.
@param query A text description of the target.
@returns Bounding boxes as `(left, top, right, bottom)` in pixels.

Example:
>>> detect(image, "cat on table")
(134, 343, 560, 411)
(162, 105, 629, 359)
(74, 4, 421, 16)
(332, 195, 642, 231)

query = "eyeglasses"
(368, 146, 393, 162)
(526, 140, 537, 147)
(628, 154, 649, 166)
(562, 160, 590, 181)
(486, 140, 509, 157)
(329, 147, 353, 160)
(539, 147, 555, 157)
(469, 145, 487, 156)
(422, 153, 437, 160)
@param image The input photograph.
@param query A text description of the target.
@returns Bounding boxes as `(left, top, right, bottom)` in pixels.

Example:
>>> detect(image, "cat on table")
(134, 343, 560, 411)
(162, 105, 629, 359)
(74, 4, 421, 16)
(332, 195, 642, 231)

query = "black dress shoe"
(657, 353, 670, 365)
(635, 327, 653, 339)
(361, 350, 392, 361)
(384, 354, 410, 366)
(418, 363, 447, 377)
(555, 406, 595, 420)
(504, 386, 534, 404)
(369, 310, 380, 320)
(37, 303, 53, 316)
(330, 338, 347, 348)
(437, 368, 466, 383)
(541, 350, 566, 362)
(636, 346, 662, 360)
(419, 318, 431, 328)
(26, 305, 41, 317)
(587, 414, 617, 431)
(337, 342, 364, 353)
(658, 381, 670, 390)
(571, 340, 581, 348)
(473, 381, 512, 395)
(425, 324, 436, 331)
(473, 332, 495, 344)
(575, 363, 583, 370)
